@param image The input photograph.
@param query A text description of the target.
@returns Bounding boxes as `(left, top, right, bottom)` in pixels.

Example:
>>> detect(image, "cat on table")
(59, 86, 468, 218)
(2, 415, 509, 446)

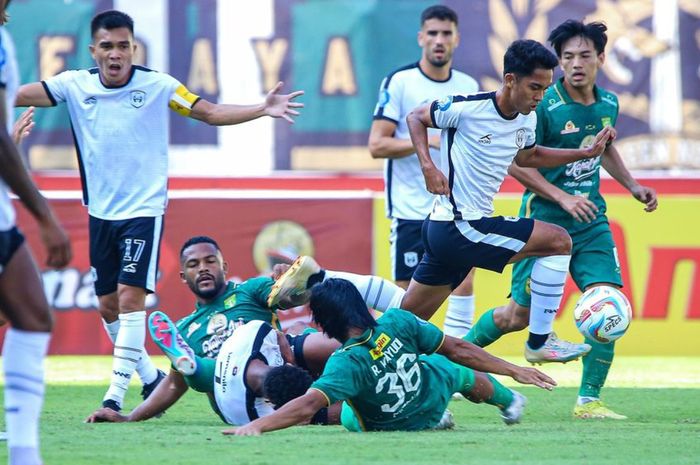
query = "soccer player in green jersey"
(466, 20, 657, 419)
(226, 278, 556, 435)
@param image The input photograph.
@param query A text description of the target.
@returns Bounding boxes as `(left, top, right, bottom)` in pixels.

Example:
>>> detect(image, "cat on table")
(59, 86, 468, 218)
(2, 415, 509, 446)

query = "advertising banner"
(4, 194, 373, 354)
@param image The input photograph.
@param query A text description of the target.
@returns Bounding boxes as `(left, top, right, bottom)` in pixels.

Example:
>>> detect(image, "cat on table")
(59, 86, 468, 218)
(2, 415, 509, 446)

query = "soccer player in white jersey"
(0, 1, 72, 464)
(15, 10, 304, 414)
(369, 5, 477, 337)
(402, 39, 615, 363)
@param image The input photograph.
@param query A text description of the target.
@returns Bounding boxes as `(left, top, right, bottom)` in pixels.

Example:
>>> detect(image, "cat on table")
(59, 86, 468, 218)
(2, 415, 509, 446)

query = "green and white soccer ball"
(573, 286, 632, 344)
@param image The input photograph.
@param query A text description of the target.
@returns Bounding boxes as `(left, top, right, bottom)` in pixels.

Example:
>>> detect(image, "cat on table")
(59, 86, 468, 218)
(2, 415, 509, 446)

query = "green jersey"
(176, 278, 278, 359)
(310, 308, 454, 431)
(522, 78, 619, 234)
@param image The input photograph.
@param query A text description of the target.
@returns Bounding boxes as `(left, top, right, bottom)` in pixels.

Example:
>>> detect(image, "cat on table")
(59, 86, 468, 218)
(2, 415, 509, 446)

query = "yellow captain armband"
(168, 84, 201, 117)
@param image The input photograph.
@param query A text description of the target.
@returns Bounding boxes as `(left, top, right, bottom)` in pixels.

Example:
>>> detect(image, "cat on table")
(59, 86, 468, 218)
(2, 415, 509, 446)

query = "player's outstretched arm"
(223, 389, 328, 436)
(0, 89, 71, 268)
(437, 335, 556, 390)
(601, 145, 658, 212)
(85, 369, 188, 423)
(507, 162, 598, 223)
(190, 81, 303, 126)
(406, 103, 449, 195)
(16, 83, 55, 108)
(368, 119, 424, 159)
(515, 126, 615, 168)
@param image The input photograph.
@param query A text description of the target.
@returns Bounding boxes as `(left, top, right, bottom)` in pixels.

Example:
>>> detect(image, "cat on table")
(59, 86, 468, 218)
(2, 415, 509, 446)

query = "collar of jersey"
(553, 77, 601, 105)
(96, 65, 137, 89)
(416, 61, 453, 83)
(342, 328, 374, 351)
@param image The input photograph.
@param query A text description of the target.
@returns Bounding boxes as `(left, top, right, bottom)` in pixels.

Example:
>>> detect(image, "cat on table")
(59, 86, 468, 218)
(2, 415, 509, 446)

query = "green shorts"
(511, 220, 623, 307)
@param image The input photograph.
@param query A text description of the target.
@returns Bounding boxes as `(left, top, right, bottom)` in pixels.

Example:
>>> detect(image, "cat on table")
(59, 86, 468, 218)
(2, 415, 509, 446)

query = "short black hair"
(91, 10, 134, 37)
(309, 278, 376, 342)
(548, 19, 608, 57)
(420, 5, 458, 26)
(263, 365, 313, 409)
(179, 236, 220, 260)
(503, 39, 559, 77)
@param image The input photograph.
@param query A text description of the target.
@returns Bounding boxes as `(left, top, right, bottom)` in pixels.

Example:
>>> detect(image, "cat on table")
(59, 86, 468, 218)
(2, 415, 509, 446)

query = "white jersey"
(0, 27, 20, 231)
(373, 63, 478, 220)
(43, 66, 199, 220)
(213, 320, 283, 425)
(429, 91, 536, 221)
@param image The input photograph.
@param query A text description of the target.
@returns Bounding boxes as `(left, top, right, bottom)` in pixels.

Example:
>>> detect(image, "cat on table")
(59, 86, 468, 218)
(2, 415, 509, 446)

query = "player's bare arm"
(223, 388, 328, 436)
(15, 82, 55, 107)
(368, 119, 439, 159)
(0, 89, 71, 268)
(190, 81, 303, 125)
(514, 125, 614, 168)
(85, 369, 188, 423)
(406, 102, 449, 195)
(437, 335, 556, 390)
(508, 163, 598, 223)
(601, 145, 658, 212)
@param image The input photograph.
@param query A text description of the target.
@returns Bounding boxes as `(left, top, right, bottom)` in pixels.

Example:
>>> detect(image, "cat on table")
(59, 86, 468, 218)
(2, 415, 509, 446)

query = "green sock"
(485, 374, 514, 410)
(464, 309, 503, 347)
(578, 338, 615, 398)
(183, 356, 216, 393)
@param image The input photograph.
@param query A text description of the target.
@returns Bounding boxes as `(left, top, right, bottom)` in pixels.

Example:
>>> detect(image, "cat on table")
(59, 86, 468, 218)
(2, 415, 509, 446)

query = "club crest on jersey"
(515, 128, 526, 148)
(601, 116, 612, 127)
(403, 251, 418, 268)
(560, 120, 580, 135)
(437, 95, 453, 111)
(130, 90, 146, 108)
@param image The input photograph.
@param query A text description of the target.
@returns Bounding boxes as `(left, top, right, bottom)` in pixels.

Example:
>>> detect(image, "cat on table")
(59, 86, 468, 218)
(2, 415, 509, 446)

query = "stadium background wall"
(4, 177, 699, 356)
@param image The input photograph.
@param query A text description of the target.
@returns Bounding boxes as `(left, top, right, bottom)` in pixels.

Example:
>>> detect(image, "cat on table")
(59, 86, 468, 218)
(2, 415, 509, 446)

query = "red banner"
(4, 194, 373, 354)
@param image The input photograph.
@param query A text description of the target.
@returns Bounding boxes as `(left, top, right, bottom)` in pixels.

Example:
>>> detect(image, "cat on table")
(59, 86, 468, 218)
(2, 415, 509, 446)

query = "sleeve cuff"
(40, 81, 58, 106)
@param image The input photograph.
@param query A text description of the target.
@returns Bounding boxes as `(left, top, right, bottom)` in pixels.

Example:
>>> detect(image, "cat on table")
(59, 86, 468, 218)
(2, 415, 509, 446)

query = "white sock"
(443, 295, 475, 337)
(528, 255, 571, 335)
(324, 270, 405, 312)
(103, 311, 146, 406)
(102, 318, 158, 385)
(577, 396, 598, 405)
(3, 328, 50, 465)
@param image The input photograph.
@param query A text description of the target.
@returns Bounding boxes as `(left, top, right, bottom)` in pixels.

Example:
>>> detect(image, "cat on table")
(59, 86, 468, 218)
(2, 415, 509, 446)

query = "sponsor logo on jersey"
(122, 263, 137, 273)
(83, 96, 97, 105)
(130, 90, 146, 108)
(560, 120, 580, 134)
(585, 124, 596, 130)
(370, 332, 391, 360)
(186, 321, 202, 338)
(515, 128, 526, 148)
(437, 95, 453, 111)
(224, 295, 236, 309)
(478, 133, 492, 144)
(403, 251, 418, 268)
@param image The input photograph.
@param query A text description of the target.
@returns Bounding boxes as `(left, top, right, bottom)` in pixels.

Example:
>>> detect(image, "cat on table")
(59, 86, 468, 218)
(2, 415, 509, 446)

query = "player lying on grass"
(86, 235, 409, 425)
(225, 278, 556, 435)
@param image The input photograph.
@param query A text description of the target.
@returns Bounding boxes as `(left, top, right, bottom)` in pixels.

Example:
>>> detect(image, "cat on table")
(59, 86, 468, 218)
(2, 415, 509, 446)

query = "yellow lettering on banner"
(39, 36, 73, 80)
(188, 38, 218, 95)
(322, 37, 356, 95)
(252, 38, 288, 92)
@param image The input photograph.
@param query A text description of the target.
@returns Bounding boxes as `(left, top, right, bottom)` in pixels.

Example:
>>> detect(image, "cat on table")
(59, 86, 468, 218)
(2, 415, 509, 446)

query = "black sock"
(307, 269, 326, 288)
(527, 332, 549, 350)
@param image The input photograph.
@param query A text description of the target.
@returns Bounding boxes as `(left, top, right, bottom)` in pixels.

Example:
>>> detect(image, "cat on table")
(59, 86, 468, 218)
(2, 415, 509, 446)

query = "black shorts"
(413, 216, 535, 289)
(285, 332, 311, 373)
(0, 227, 25, 274)
(89, 215, 164, 296)
(390, 218, 425, 281)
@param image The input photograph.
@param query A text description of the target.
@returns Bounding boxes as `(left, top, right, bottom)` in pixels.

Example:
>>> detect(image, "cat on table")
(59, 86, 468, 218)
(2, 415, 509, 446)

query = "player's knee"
(550, 225, 572, 255)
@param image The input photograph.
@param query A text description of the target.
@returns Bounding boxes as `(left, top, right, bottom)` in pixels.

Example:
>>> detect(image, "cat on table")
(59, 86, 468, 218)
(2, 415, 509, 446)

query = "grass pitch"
(1, 356, 699, 465)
